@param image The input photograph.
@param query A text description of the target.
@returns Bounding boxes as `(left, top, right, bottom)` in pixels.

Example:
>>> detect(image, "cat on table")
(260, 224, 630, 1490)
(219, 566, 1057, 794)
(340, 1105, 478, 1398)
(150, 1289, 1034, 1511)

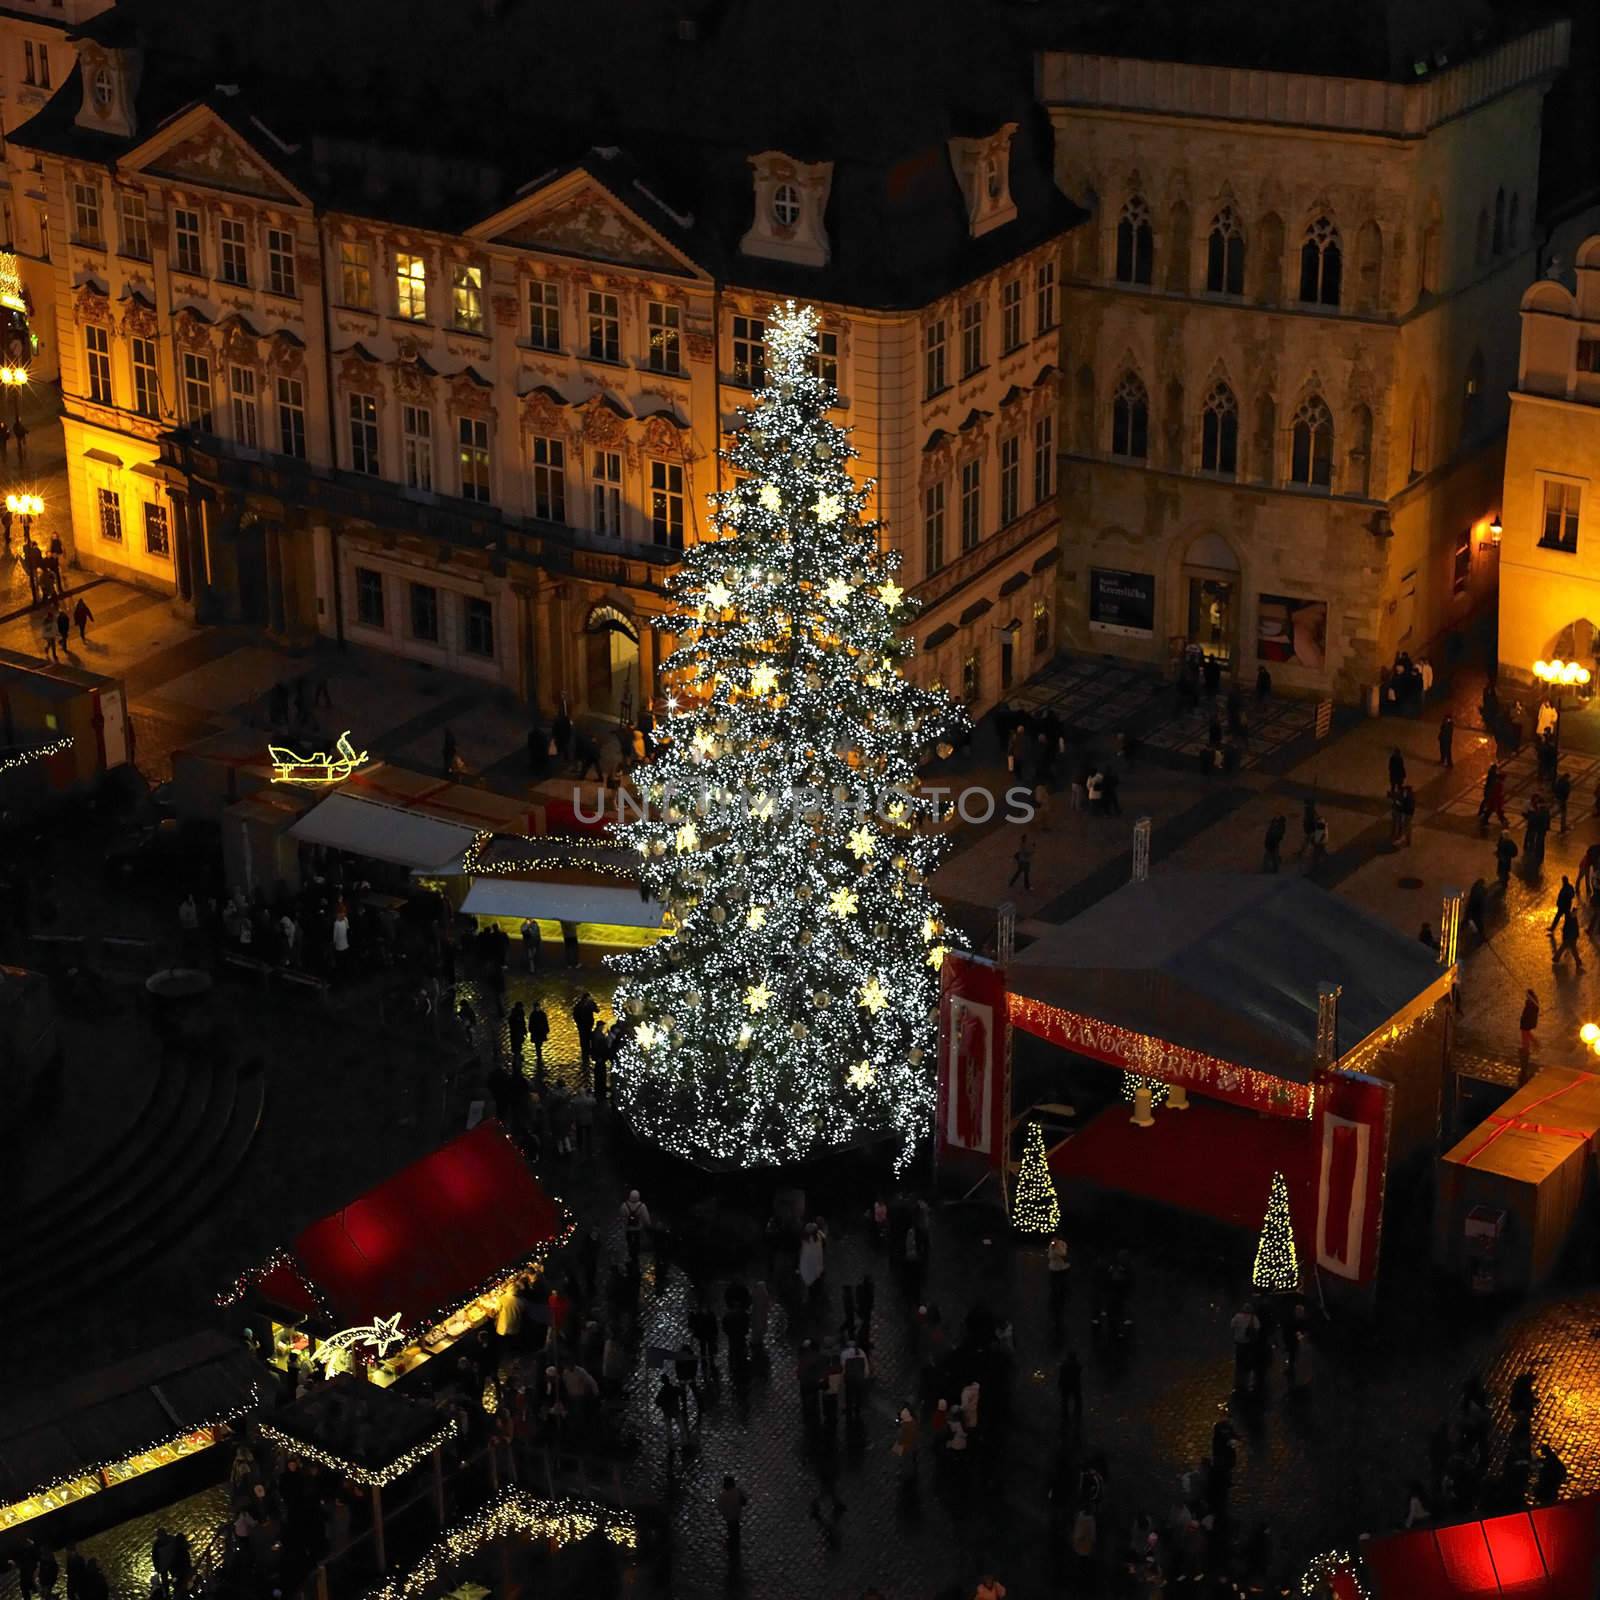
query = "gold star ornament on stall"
(858, 975, 889, 1013)
(744, 981, 773, 1013)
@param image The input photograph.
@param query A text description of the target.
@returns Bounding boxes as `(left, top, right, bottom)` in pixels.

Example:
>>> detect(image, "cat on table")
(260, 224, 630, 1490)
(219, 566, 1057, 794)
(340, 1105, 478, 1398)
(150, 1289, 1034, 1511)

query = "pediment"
(478, 181, 696, 276)
(125, 108, 306, 205)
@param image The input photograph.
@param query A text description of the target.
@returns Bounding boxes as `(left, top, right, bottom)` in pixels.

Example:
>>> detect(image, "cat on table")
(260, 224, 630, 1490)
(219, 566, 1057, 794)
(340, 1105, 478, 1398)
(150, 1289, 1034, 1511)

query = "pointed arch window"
(1290, 395, 1334, 488)
(1492, 188, 1506, 255)
(1115, 195, 1153, 286)
(1206, 207, 1245, 295)
(1200, 382, 1239, 475)
(1111, 370, 1149, 459)
(1298, 216, 1342, 307)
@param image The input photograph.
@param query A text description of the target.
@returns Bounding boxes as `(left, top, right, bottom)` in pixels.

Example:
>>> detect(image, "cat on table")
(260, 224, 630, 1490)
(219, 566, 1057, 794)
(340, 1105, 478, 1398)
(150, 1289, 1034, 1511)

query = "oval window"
(772, 183, 801, 227)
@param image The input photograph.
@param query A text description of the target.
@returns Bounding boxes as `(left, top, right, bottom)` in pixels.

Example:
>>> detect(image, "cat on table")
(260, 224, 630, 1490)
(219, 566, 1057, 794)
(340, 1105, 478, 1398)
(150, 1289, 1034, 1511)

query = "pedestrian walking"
(1388, 747, 1406, 790)
(40, 608, 57, 661)
(1554, 769, 1572, 833)
(1047, 1233, 1070, 1327)
(55, 607, 69, 652)
(715, 1475, 748, 1558)
(841, 1334, 869, 1423)
(1496, 829, 1519, 888)
(1400, 783, 1416, 846)
(621, 1188, 650, 1263)
(1230, 1302, 1260, 1392)
(892, 1404, 920, 1484)
(798, 1220, 827, 1306)
(1466, 878, 1488, 941)
(519, 916, 541, 971)
(1519, 989, 1540, 1065)
(1263, 813, 1286, 873)
(72, 596, 93, 641)
(1556, 910, 1585, 973)
(1256, 664, 1272, 701)
(528, 1000, 549, 1078)
(1009, 832, 1034, 890)
(1295, 795, 1318, 859)
(507, 1000, 527, 1066)
(1438, 713, 1454, 767)
(1549, 876, 1576, 933)
(1478, 765, 1508, 828)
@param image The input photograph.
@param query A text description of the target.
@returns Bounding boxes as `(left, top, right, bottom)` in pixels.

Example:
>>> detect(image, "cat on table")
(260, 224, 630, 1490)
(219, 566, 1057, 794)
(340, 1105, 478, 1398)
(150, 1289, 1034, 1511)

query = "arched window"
(1508, 193, 1521, 251)
(1419, 222, 1441, 297)
(1290, 395, 1333, 488)
(1298, 216, 1342, 307)
(1111, 370, 1149, 459)
(1207, 207, 1246, 295)
(1474, 209, 1489, 268)
(1355, 220, 1383, 311)
(1115, 195, 1154, 286)
(1461, 349, 1485, 447)
(1253, 393, 1277, 483)
(1408, 388, 1430, 480)
(1200, 382, 1238, 474)
(1492, 188, 1506, 255)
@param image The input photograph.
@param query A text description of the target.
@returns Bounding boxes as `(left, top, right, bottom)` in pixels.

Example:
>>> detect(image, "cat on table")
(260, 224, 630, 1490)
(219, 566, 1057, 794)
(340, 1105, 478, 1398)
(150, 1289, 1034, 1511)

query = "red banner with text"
(1312, 1067, 1391, 1285)
(938, 952, 1010, 1172)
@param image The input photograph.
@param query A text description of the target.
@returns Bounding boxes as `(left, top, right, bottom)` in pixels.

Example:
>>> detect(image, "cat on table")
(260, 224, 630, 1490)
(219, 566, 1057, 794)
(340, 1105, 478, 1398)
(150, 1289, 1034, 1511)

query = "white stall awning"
(289, 792, 480, 871)
(460, 876, 664, 929)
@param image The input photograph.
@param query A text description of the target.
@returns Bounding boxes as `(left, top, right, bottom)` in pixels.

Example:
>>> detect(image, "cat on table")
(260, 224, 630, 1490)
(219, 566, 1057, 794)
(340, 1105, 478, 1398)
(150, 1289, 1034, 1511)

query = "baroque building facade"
(1038, 23, 1569, 701)
(1497, 235, 1600, 686)
(13, 14, 1070, 724)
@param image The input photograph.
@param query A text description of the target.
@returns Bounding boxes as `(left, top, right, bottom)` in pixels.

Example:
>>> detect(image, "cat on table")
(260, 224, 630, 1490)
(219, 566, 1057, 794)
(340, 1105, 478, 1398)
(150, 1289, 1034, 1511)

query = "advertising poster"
(1089, 569, 1156, 637)
(1257, 593, 1327, 669)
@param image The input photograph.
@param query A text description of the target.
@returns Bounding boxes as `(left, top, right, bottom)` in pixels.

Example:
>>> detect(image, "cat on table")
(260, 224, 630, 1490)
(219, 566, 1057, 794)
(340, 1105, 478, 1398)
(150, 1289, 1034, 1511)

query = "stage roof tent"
(243, 1121, 569, 1335)
(1009, 872, 1447, 1082)
(459, 876, 664, 928)
(289, 792, 479, 872)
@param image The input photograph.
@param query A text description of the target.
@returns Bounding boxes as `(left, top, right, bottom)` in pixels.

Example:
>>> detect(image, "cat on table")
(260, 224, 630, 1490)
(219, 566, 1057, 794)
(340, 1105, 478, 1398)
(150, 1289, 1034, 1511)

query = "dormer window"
(742, 152, 834, 269)
(948, 124, 1018, 239)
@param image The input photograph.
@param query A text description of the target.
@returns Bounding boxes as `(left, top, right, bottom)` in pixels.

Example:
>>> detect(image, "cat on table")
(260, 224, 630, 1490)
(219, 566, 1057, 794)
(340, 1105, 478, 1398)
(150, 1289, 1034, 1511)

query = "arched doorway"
(1179, 531, 1241, 666)
(584, 602, 640, 721)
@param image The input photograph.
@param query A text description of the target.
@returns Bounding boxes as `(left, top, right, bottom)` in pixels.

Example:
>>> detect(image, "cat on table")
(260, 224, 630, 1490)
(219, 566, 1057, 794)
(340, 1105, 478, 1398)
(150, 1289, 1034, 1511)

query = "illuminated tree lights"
(1299, 1550, 1372, 1600)
(1012, 1121, 1061, 1235)
(1252, 1169, 1300, 1293)
(608, 300, 964, 1169)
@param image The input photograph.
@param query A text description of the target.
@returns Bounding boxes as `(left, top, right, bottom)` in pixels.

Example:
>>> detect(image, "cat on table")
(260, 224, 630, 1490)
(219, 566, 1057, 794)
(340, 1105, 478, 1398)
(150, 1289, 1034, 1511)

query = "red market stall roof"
(1361, 1498, 1600, 1599)
(229, 1122, 571, 1336)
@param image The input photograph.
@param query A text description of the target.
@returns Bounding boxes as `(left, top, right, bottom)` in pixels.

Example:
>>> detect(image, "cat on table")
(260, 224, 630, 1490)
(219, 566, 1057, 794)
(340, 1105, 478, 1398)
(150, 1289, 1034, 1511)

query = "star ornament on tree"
(634, 1020, 662, 1052)
(747, 905, 768, 929)
(748, 663, 779, 697)
(859, 975, 889, 1013)
(878, 579, 905, 611)
(848, 1060, 876, 1090)
(824, 577, 852, 608)
(744, 981, 773, 1013)
(829, 887, 859, 918)
(704, 580, 732, 611)
(675, 821, 701, 853)
(848, 825, 877, 860)
(758, 482, 782, 512)
(813, 493, 844, 524)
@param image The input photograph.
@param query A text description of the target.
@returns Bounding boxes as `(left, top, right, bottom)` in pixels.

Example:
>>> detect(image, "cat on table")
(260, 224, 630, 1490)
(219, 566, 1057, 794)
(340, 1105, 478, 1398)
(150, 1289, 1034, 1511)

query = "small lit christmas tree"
(608, 300, 964, 1170)
(1012, 1121, 1061, 1235)
(1251, 1168, 1299, 1293)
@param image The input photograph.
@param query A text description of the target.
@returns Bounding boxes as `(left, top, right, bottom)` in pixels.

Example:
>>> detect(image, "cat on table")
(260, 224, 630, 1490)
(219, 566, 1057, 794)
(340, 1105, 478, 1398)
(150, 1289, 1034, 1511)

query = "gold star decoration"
(927, 944, 950, 970)
(674, 821, 700, 853)
(824, 577, 852, 608)
(692, 729, 717, 759)
(878, 580, 904, 611)
(749, 664, 779, 697)
(744, 981, 773, 1013)
(829, 887, 859, 918)
(921, 916, 941, 942)
(634, 1020, 661, 1051)
(848, 826, 877, 860)
(367, 1313, 405, 1358)
(747, 905, 767, 929)
(758, 483, 783, 512)
(858, 975, 889, 1013)
(813, 493, 844, 524)
(704, 581, 732, 611)
(887, 799, 908, 821)
(848, 1060, 876, 1090)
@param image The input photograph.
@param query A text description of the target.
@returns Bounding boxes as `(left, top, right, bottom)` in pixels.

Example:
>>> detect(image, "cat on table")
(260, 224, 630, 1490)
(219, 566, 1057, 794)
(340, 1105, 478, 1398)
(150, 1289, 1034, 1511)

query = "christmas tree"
(1251, 1169, 1299, 1293)
(608, 301, 964, 1169)
(1012, 1121, 1061, 1235)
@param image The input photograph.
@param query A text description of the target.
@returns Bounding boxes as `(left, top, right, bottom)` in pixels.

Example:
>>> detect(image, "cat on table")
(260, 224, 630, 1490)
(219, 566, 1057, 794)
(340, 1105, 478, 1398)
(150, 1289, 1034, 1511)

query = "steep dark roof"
(13, 0, 1078, 308)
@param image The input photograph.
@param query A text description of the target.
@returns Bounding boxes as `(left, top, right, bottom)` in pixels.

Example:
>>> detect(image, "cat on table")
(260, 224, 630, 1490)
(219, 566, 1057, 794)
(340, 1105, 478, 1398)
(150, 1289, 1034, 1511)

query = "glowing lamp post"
(0, 363, 26, 429)
(1581, 1022, 1600, 1057)
(1533, 658, 1590, 747)
(5, 489, 41, 540)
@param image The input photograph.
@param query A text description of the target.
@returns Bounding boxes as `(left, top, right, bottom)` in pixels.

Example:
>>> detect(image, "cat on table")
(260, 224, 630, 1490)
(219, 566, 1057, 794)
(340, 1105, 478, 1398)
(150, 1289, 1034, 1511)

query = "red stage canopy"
(245, 1122, 570, 1336)
(1362, 1499, 1600, 1600)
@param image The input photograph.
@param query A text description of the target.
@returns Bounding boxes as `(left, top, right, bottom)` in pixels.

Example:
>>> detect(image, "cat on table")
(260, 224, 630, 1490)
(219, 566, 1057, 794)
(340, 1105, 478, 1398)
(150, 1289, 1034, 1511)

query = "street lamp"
(6, 489, 41, 543)
(0, 363, 26, 429)
(1533, 659, 1591, 745)
(1581, 1022, 1600, 1056)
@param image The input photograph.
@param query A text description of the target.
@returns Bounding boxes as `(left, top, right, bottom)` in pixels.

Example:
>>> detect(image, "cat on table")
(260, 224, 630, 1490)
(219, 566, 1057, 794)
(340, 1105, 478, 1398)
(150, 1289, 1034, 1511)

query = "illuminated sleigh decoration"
(269, 729, 369, 785)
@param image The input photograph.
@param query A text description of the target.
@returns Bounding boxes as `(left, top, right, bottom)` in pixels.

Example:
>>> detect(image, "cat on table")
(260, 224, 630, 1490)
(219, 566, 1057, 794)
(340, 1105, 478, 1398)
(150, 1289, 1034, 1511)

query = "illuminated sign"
(0, 253, 24, 314)
(311, 1313, 405, 1366)
(269, 729, 368, 784)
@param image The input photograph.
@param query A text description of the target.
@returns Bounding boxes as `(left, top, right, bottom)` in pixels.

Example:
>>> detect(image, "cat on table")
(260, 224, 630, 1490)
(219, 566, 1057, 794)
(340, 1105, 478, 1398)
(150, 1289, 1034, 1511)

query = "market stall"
(1435, 1065, 1600, 1291)
(220, 1121, 571, 1388)
(0, 1332, 272, 1538)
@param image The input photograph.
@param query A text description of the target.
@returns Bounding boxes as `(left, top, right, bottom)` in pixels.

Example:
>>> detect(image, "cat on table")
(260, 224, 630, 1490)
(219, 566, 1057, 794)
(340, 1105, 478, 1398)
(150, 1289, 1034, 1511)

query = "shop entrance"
(1186, 577, 1235, 663)
(584, 603, 640, 721)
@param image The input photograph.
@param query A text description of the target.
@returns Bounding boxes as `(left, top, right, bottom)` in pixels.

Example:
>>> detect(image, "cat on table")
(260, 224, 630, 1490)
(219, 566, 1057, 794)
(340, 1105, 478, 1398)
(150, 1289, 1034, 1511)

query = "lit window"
(731, 315, 765, 388)
(409, 582, 439, 643)
(339, 241, 373, 309)
(527, 280, 560, 349)
(267, 229, 296, 297)
(355, 567, 384, 627)
(172, 208, 203, 276)
(458, 415, 491, 502)
(1541, 481, 1581, 553)
(143, 502, 170, 557)
(531, 435, 566, 522)
(1111, 371, 1148, 459)
(23, 41, 34, 85)
(84, 324, 111, 404)
(402, 404, 433, 490)
(592, 449, 623, 535)
(131, 336, 158, 418)
(119, 192, 149, 260)
(463, 596, 494, 658)
(1001, 280, 1023, 353)
(960, 459, 981, 550)
(1207, 207, 1246, 295)
(229, 365, 258, 447)
(586, 290, 620, 362)
(1200, 382, 1239, 475)
(1035, 260, 1056, 333)
(96, 487, 122, 543)
(1033, 414, 1054, 504)
(181, 351, 212, 431)
(773, 183, 801, 226)
(648, 301, 681, 374)
(999, 435, 1020, 525)
(72, 181, 101, 247)
(348, 391, 379, 474)
(395, 253, 427, 321)
(1033, 599, 1051, 656)
(217, 217, 248, 286)
(960, 300, 984, 377)
(276, 376, 306, 459)
(650, 458, 684, 548)
(1298, 217, 1342, 307)
(962, 652, 980, 704)
(451, 264, 484, 334)
(924, 319, 947, 397)
(1289, 395, 1334, 488)
(807, 328, 839, 392)
(1115, 195, 1153, 285)
(924, 481, 945, 575)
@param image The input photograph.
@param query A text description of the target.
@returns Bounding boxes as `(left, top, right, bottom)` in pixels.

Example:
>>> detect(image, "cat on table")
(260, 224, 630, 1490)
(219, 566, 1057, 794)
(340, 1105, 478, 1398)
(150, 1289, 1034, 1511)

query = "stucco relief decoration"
(496, 189, 679, 273)
(449, 369, 494, 416)
(521, 388, 567, 435)
(577, 395, 628, 449)
(219, 317, 262, 366)
(491, 293, 519, 329)
(337, 348, 381, 394)
(173, 307, 212, 351)
(684, 330, 714, 363)
(640, 412, 688, 461)
(392, 356, 435, 401)
(265, 332, 306, 374)
(920, 431, 955, 486)
(149, 128, 296, 203)
(72, 281, 112, 327)
(120, 294, 159, 341)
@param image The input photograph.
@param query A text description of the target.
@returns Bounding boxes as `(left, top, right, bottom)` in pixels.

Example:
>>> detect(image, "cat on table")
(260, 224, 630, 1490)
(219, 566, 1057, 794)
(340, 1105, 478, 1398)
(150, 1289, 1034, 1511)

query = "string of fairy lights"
(461, 829, 643, 883)
(257, 1416, 462, 1488)
(0, 735, 73, 775)
(1298, 1549, 1371, 1599)
(606, 300, 966, 1172)
(1011, 1120, 1061, 1235)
